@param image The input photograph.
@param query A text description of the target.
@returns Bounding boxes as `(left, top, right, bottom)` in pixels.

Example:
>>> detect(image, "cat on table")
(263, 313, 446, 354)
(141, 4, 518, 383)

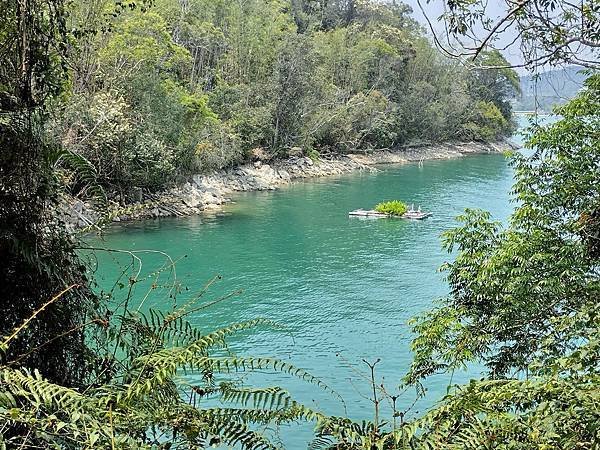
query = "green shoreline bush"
(374, 200, 408, 216)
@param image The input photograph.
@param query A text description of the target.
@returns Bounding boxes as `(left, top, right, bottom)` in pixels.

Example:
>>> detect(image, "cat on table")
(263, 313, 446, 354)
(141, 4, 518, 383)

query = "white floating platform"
(348, 209, 432, 220)
(348, 209, 389, 218)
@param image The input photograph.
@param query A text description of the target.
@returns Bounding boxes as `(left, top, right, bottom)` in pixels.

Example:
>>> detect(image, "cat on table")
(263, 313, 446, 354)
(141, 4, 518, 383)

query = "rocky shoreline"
(64, 140, 514, 230)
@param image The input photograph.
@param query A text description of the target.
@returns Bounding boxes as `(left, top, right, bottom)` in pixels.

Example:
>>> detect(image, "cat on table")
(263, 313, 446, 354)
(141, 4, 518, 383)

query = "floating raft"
(349, 209, 432, 220)
(348, 209, 388, 218)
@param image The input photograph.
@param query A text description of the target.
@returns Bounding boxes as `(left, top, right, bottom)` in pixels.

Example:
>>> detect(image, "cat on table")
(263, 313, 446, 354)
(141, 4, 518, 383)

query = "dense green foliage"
(0, 0, 97, 386)
(310, 74, 600, 450)
(0, 278, 333, 449)
(374, 200, 407, 216)
(51, 0, 517, 196)
(405, 72, 600, 449)
(2, 0, 597, 448)
(408, 75, 600, 381)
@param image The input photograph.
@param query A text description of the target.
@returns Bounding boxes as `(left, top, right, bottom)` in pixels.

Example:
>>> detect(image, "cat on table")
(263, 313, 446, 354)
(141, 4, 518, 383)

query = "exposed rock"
(65, 140, 514, 230)
(288, 147, 303, 157)
(182, 193, 201, 208)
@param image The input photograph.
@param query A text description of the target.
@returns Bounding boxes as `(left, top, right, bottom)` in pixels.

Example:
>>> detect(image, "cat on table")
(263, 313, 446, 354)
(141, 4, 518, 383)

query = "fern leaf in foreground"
(1, 297, 335, 449)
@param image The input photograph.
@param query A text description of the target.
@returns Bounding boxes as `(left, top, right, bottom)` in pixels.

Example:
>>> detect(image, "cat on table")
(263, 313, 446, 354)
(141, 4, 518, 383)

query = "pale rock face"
(200, 191, 222, 205)
(277, 169, 291, 181)
(182, 193, 201, 208)
(64, 141, 510, 229)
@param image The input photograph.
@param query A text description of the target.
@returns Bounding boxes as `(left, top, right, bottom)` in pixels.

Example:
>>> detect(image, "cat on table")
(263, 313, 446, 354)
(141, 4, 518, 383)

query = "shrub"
(309, 90, 390, 152)
(193, 121, 244, 171)
(127, 131, 176, 189)
(459, 101, 509, 141)
(306, 147, 320, 161)
(374, 200, 408, 215)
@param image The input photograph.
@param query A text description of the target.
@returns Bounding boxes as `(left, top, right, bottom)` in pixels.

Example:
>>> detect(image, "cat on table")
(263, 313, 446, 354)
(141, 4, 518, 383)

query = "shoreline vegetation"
(47, 0, 521, 235)
(2, 0, 599, 445)
(65, 140, 514, 230)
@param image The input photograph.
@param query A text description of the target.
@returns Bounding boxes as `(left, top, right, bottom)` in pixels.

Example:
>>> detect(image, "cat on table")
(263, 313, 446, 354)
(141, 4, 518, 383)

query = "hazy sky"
(401, 0, 526, 71)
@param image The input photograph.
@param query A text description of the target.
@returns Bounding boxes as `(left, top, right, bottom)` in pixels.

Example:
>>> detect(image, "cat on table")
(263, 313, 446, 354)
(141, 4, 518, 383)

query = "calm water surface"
(88, 145, 520, 447)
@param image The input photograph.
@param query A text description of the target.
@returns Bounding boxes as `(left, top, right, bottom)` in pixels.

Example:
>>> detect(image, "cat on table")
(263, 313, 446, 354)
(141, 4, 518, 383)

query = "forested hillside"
(51, 0, 517, 195)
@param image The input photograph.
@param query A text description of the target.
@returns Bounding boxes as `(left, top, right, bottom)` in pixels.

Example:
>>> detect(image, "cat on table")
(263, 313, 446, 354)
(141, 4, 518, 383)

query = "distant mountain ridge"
(514, 66, 588, 112)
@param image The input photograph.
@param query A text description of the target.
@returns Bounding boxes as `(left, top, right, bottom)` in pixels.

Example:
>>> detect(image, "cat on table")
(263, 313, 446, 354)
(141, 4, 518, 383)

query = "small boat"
(402, 210, 432, 220)
(403, 205, 432, 220)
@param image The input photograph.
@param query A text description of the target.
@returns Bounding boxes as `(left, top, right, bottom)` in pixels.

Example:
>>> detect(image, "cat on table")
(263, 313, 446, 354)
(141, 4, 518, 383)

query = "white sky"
(401, 0, 526, 71)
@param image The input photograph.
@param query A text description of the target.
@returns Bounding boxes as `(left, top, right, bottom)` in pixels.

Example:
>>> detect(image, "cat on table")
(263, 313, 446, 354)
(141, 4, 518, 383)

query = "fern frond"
(129, 353, 337, 402)
(202, 400, 323, 425)
(50, 147, 107, 210)
(203, 417, 275, 450)
(178, 319, 281, 351)
(1, 368, 87, 412)
(0, 390, 17, 408)
(220, 384, 293, 410)
(309, 435, 339, 450)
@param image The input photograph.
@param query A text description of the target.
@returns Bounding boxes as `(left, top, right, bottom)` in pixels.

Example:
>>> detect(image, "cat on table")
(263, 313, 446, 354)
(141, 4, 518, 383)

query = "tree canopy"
(50, 0, 518, 197)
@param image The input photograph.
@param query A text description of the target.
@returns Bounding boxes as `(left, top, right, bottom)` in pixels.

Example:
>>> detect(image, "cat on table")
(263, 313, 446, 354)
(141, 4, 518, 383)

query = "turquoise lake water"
(87, 136, 528, 447)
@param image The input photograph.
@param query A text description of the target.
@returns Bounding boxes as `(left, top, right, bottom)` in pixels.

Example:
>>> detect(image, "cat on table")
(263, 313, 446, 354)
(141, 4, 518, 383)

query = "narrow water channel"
(88, 144, 518, 447)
